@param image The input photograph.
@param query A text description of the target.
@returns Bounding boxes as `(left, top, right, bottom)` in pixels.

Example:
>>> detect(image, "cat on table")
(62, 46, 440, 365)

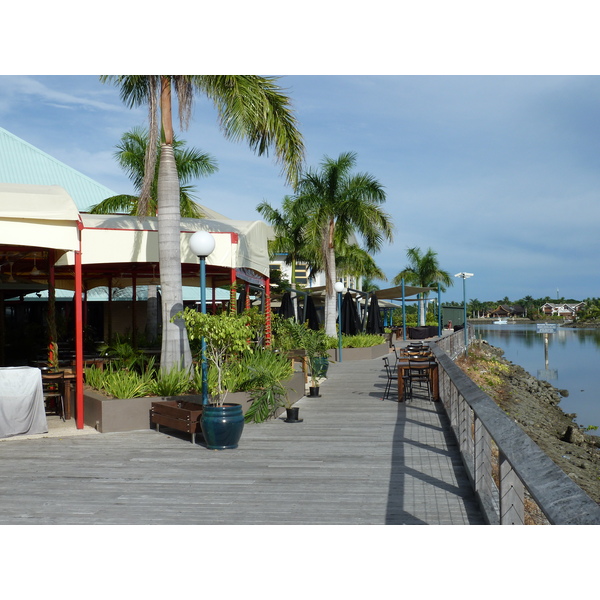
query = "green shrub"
(147, 365, 193, 397)
(84, 365, 104, 389)
(242, 350, 294, 423)
(97, 335, 156, 373)
(98, 369, 154, 399)
(326, 333, 386, 349)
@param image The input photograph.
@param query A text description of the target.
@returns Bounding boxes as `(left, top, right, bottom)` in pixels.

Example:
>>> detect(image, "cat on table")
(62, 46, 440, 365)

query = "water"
(474, 323, 600, 435)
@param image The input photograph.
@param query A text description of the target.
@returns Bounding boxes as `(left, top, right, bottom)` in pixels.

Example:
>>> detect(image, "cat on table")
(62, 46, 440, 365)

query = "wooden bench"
(151, 400, 203, 444)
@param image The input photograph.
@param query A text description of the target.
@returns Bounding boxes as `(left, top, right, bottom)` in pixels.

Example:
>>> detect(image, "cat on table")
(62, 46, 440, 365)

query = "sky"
(2, 4, 600, 308)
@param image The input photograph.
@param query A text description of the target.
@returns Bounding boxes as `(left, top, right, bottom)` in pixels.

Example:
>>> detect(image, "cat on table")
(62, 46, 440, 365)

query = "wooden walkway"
(0, 355, 484, 525)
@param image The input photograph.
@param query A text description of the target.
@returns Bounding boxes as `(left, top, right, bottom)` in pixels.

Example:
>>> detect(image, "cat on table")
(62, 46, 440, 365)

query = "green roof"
(0, 127, 117, 211)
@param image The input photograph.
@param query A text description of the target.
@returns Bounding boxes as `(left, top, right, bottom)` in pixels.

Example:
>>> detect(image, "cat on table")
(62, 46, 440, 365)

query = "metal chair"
(43, 371, 65, 421)
(382, 356, 398, 401)
(406, 357, 432, 401)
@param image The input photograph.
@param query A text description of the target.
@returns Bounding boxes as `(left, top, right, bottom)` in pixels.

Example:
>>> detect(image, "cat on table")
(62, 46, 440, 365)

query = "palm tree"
(332, 243, 387, 283)
(293, 152, 393, 337)
(392, 247, 453, 326)
(90, 126, 218, 343)
(101, 76, 304, 372)
(257, 195, 309, 286)
(90, 126, 218, 217)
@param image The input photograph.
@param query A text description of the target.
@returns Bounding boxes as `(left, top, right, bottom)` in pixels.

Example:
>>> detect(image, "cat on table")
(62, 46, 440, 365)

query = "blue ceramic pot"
(201, 403, 244, 450)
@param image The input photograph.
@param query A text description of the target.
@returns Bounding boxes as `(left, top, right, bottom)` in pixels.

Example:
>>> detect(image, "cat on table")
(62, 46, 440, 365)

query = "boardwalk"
(0, 355, 484, 525)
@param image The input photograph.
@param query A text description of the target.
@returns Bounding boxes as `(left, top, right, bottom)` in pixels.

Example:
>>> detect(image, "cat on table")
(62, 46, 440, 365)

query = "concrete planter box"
(327, 342, 389, 362)
(83, 369, 306, 433)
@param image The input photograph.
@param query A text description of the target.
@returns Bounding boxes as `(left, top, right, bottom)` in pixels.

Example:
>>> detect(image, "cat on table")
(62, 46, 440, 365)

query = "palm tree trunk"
(324, 244, 338, 337)
(419, 295, 426, 326)
(157, 143, 192, 371)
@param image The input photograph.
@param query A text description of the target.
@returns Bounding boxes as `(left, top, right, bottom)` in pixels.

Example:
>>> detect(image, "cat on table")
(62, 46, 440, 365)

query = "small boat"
(493, 318, 507, 324)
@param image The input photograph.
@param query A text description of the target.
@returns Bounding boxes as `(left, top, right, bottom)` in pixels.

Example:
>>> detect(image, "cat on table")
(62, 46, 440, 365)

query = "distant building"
(540, 302, 585, 317)
(269, 253, 361, 291)
(488, 305, 526, 318)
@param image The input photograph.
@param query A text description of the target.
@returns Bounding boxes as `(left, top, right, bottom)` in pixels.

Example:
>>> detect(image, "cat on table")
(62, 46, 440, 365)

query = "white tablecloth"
(0, 367, 48, 438)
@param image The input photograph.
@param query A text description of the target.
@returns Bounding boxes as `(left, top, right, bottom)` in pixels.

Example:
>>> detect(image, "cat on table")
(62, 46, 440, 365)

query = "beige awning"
(372, 285, 434, 300)
(0, 184, 81, 251)
(53, 213, 270, 290)
(305, 284, 432, 299)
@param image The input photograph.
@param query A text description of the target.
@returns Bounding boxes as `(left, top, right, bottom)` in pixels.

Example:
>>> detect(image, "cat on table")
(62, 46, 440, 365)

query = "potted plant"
(238, 349, 295, 423)
(177, 308, 254, 449)
(293, 324, 329, 397)
(280, 390, 303, 423)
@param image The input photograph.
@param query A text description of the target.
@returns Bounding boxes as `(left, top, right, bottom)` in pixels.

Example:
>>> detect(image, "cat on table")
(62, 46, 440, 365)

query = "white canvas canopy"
(0, 184, 273, 431)
(52, 213, 270, 290)
(0, 183, 81, 253)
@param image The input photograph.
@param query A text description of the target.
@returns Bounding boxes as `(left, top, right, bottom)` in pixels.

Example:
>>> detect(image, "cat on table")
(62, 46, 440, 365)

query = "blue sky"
(2, 74, 598, 305)
(2, 4, 599, 306)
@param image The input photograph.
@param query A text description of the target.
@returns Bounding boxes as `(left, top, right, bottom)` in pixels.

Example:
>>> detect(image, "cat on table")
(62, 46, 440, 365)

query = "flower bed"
(83, 370, 305, 433)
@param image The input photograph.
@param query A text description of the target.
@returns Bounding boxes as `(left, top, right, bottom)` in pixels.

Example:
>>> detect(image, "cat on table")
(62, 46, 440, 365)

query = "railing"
(431, 330, 600, 524)
(435, 324, 475, 359)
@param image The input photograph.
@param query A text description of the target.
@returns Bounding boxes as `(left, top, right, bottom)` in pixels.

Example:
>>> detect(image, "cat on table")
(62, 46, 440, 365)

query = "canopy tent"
(303, 283, 432, 302)
(369, 284, 433, 300)
(50, 213, 270, 291)
(0, 183, 85, 429)
(0, 184, 82, 292)
(0, 183, 274, 432)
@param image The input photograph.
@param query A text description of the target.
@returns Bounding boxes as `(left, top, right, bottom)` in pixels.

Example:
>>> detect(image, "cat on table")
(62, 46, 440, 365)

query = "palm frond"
(195, 75, 305, 187)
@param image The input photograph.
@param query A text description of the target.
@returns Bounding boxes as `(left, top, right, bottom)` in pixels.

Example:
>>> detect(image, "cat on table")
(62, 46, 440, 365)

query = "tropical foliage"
(176, 308, 255, 405)
(90, 126, 217, 217)
(101, 75, 305, 373)
(266, 152, 393, 336)
(393, 247, 453, 326)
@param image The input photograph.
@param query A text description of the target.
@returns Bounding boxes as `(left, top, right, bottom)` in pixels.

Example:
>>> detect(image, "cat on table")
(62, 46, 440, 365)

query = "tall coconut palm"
(293, 152, 393, 337)
(90, 126, 218, 217)
(392, 247, 453, 326)
(101, 76, 304, 372)
(90, 126, 218, 343)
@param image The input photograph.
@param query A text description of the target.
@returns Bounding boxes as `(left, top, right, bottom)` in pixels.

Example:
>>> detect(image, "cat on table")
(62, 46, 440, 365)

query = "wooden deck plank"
(0, 354, 484, 525)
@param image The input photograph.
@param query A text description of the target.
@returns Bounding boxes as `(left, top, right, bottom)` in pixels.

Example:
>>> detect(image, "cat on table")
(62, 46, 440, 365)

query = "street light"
(454, 272, 473, 354)
(334, 281, 345, 362)
(190, 230, 216, 405)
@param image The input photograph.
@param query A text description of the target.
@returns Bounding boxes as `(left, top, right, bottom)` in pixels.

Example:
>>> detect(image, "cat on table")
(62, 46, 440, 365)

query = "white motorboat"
(493, 318, 507, 324)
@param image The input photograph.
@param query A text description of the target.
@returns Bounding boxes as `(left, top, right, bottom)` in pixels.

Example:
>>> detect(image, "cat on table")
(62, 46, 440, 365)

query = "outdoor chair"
(42, 371, 65, 421)
(390, 345, 402, 367)
(382, 356, 398, 401)
(406, 357, 432, 401)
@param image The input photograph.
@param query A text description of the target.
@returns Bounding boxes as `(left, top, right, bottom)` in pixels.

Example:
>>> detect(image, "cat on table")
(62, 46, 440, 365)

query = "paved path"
(0, 355, 484, 525)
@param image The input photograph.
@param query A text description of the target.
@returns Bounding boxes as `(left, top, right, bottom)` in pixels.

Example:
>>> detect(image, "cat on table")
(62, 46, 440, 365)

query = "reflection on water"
(475, 323, 600, 434)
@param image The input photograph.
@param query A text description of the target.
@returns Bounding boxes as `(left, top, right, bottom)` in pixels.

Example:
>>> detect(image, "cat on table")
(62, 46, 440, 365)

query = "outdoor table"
(397, 359, 439, 402)
(0, 366, 48, 438)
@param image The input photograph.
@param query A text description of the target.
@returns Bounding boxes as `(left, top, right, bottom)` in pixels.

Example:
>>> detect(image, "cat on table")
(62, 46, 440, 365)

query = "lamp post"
(454, 272, 473, 355)
(190, 230, 216, 405)
(334, 281, 344, 362)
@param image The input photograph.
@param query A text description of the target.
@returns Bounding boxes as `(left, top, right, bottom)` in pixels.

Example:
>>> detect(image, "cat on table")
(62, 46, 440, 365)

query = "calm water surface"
(474, 323, 600, 434)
